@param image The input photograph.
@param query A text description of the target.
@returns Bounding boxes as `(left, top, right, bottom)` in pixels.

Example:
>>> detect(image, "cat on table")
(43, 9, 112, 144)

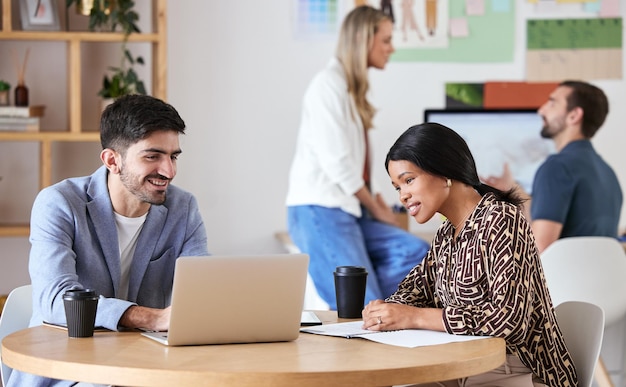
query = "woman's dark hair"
(385, 123, 523, 206)
(100, 94, 186, 154)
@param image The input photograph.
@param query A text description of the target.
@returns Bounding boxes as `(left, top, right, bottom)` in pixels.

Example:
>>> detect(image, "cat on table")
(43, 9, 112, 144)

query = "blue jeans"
(287, 205, 429, 310)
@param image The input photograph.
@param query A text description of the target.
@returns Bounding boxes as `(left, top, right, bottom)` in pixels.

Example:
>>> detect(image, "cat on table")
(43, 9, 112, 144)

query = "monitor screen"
(423, 109, 555, 194)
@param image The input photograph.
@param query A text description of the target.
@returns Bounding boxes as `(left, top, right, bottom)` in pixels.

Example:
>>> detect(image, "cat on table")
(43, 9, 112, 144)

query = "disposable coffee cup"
(334, 266, 368, 318)
(63, 289, 99, 338)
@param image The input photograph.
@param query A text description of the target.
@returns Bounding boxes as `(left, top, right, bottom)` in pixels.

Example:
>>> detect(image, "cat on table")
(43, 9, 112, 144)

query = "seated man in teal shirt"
(484, 80, 622, 253)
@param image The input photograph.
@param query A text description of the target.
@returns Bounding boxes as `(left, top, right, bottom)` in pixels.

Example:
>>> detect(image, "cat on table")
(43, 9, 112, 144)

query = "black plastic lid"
(62, 289, 98, 300)
(334, 266, 367, 274)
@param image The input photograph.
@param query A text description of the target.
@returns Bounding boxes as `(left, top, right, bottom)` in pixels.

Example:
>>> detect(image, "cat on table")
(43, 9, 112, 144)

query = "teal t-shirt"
(531, 140, 622, 238)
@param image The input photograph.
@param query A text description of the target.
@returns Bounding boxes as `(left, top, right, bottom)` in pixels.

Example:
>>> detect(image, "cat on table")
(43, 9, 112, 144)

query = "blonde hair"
(336, 6, 390, 130)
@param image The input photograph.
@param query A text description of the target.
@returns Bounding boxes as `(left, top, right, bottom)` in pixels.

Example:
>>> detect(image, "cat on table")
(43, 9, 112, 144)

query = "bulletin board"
(526, 18, 623, 80)
(392, 0, 515, 62)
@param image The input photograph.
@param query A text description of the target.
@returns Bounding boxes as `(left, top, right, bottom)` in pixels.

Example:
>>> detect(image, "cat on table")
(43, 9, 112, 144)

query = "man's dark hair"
(100, 94, 186, 154)
(560, 80, 608, 138)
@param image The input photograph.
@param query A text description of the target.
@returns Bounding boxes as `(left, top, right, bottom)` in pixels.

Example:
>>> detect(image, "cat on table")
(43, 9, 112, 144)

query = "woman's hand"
(361, 300, 445, 332)
(361, 299, 417, 331)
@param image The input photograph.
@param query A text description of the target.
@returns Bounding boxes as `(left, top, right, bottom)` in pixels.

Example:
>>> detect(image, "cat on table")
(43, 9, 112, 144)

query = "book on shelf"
(0, 105, 46, 118)
(0, 116, 40, 132)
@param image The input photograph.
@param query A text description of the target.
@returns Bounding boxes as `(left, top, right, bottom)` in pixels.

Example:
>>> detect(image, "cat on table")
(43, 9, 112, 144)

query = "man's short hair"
(100, 94, 186, 153)
(560, 80, 608, 138)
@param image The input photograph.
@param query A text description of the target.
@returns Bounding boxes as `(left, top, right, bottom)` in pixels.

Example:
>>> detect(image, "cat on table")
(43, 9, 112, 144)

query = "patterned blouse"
(386, 193, 577, 387)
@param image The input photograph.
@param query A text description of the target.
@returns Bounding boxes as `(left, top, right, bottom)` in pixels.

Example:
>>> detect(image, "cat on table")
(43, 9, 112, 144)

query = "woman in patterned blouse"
(362, 123, 577, 387)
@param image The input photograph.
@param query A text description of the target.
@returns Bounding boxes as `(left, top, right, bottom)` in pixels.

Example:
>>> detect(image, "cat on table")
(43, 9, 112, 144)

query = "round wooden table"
(2, 312, 505, 386)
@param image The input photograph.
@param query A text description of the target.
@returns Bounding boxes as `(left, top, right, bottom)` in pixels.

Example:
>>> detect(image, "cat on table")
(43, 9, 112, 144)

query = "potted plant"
(66, 0, 145, 102)
(66, 0, 140, 35)
(0, 80, 10, 106)
(98, 50, 146, 99)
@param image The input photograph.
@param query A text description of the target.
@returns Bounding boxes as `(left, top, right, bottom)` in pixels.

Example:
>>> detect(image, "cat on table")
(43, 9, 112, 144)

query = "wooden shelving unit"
(0, 0, 167, 237)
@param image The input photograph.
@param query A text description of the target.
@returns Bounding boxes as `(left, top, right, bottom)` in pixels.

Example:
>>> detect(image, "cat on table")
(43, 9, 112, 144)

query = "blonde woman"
(286, 6, 429, 310)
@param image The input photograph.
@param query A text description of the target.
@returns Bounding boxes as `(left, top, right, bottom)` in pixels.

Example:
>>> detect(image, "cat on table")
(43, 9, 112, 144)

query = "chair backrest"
(555, 301, 605, 387)
(0, 284, 33, 386)
(541, 236, 626, 326)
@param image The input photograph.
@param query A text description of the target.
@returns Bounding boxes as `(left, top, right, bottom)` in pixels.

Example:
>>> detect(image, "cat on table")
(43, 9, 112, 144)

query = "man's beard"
(119, 167, 168, 205)
(539, 117, 565, 139)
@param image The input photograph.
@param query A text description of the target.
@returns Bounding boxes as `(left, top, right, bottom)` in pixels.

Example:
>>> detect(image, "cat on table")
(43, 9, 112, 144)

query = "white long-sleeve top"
(286, 58, 367, 218)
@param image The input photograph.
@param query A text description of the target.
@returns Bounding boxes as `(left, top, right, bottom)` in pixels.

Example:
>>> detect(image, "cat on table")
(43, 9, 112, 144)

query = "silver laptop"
(142, 254, 309, 346)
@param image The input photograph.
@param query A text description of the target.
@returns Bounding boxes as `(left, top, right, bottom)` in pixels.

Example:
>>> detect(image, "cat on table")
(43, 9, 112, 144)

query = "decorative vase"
(76, 0, 116, 15)
(15, 84, 28, 107)
(75, 0, 117, 31)
(76, 0, 95, 15)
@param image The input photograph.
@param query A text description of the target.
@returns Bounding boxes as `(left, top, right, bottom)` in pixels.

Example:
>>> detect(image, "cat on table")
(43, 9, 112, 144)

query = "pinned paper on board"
(391, 0, 450, 49)
(292, 0, 341, 39)
(526, 18, 623, 81)
(449, 17, 469, 37)
(393, 0, 514, 62)
(465, 0, 485, 16)
(598, 0, 620, 17)
(528, 0, 621, 17)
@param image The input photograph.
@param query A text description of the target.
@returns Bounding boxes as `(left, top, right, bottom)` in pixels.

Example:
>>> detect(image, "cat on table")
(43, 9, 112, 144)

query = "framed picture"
(20, 0, 61, 31)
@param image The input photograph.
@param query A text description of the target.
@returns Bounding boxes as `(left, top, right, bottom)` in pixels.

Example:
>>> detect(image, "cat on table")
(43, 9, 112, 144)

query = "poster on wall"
(292, 0, 514, 62)
(386, 0, 449, 49)
(526, 17, 623, 81)
(526, 0, 620, 17)
(391, 0, 515, 62)
(292, 0, 343, 40)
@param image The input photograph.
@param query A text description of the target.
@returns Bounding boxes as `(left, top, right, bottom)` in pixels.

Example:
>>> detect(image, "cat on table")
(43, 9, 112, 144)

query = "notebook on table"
(141, 254, 309, 346)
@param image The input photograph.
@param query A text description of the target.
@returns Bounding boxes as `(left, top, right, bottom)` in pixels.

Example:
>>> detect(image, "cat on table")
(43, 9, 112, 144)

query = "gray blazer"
(28, 165, 209, 330)
(9, 166, 209, 387)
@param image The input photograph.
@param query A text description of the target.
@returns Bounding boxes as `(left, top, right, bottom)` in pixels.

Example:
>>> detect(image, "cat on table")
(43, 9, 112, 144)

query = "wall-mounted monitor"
(423, 108, 555, 194)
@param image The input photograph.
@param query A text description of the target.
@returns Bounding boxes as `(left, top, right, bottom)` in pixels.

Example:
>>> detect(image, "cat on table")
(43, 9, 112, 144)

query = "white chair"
(0, 284, 33, 386)
(541, 237, 626, 387)
(554, 301, 605, 387)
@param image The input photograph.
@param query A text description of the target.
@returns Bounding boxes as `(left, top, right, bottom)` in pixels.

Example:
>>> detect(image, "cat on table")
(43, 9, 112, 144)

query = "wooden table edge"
(2, 311, 506, 387)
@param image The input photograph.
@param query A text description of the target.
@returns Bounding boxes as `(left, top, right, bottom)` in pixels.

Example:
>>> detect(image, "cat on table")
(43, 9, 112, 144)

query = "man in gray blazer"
(8, 94, 208, 387)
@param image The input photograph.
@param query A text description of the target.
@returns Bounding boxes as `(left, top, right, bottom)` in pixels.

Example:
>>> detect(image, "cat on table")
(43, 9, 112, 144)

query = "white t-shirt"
(114, 212, 147, 300)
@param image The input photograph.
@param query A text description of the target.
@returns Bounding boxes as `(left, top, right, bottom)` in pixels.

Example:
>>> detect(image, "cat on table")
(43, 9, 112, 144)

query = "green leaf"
(136, 81, 146, 95)
(124, 49, 134, 64)
(127, 68, 138, 83)
(94, 0, 146, 99)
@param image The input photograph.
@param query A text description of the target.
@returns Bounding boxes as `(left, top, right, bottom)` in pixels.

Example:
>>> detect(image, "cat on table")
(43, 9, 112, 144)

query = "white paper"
(301, 321, 490, 348)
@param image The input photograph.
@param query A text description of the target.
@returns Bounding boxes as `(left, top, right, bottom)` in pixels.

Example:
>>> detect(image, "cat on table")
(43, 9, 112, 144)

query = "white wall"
(169, 0, 626, 256)
(2, 0, 626, 292)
